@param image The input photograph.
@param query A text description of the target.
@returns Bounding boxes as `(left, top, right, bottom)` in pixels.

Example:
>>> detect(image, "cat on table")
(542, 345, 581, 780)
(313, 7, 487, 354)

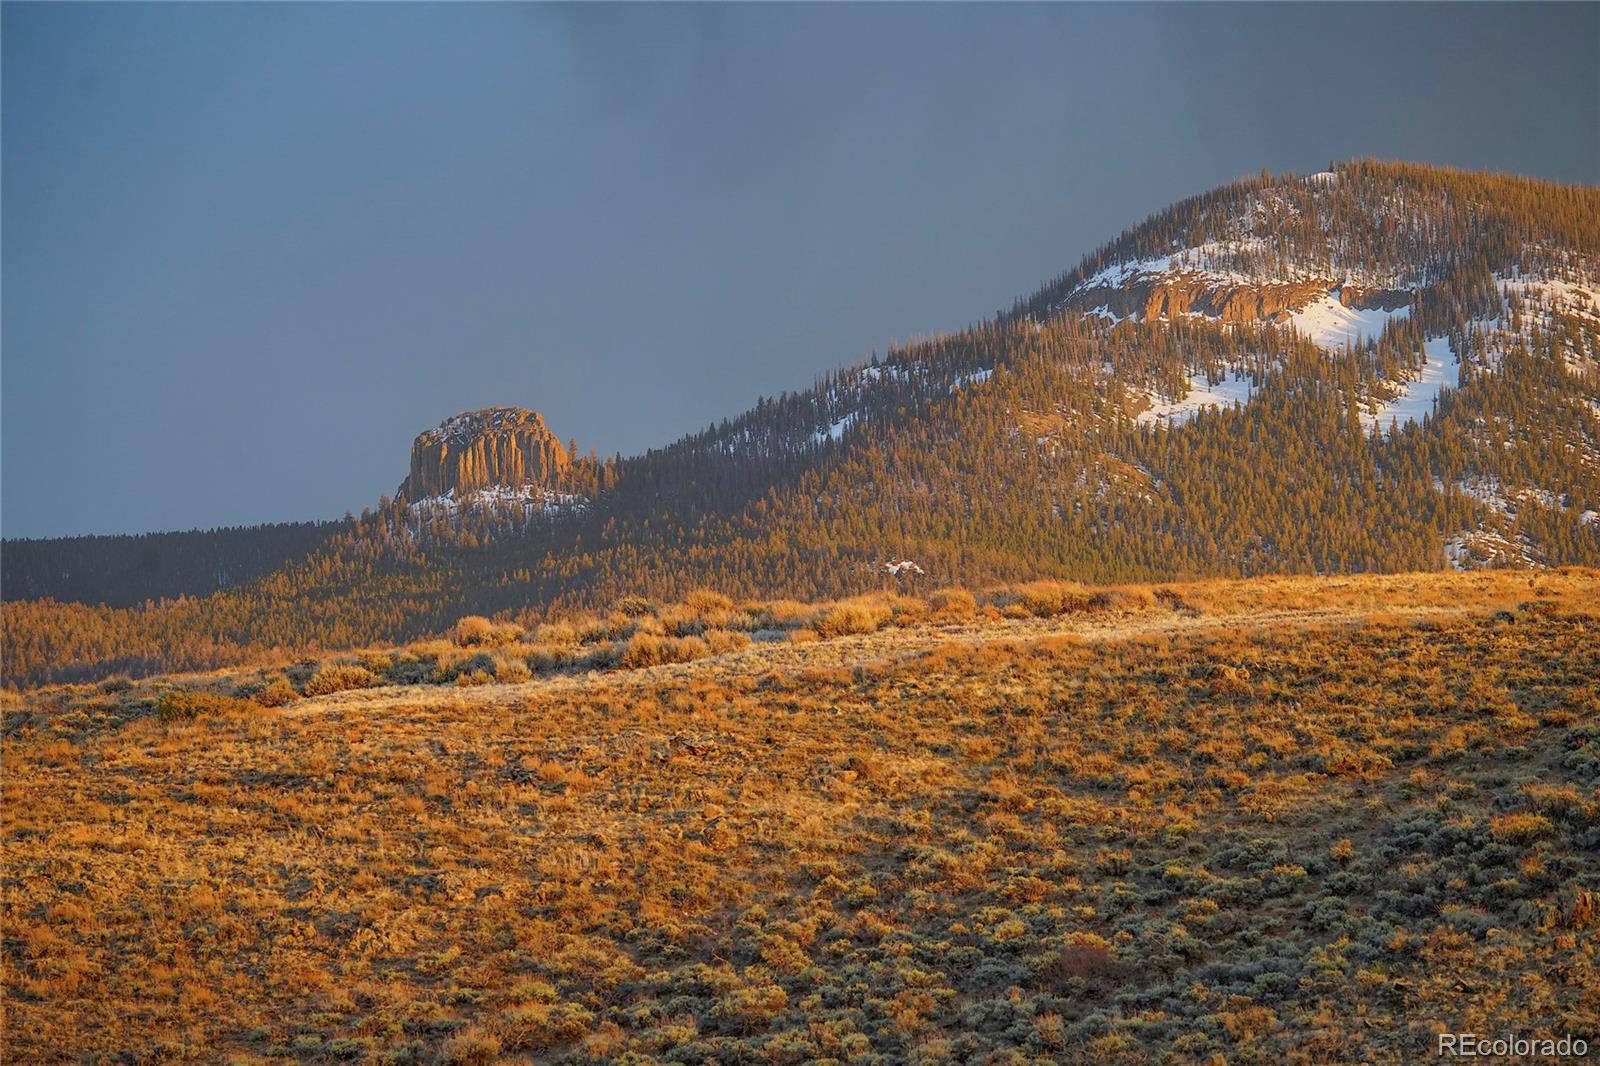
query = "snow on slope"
(409, 485, 588, 518)
(1362, 337, 1459, 433)
(1076, 238, 1275, 291)
(1136, 370, 1255, 428)
(813, 413, 858, 446)
(1288, 294, 1410, 350)
(807, 364, 995, 449)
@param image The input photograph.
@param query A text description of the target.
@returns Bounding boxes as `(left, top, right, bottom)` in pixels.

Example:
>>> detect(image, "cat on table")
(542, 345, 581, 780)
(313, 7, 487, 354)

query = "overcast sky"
(3, 2, 1596, 537)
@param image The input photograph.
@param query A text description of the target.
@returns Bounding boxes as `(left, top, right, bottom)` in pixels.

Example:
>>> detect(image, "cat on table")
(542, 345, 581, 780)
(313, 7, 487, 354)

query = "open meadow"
(4, 570, 1598, 1063)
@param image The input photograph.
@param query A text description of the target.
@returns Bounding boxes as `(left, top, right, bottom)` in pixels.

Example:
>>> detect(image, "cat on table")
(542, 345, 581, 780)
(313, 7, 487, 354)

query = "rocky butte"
(397, 407, 569, 501)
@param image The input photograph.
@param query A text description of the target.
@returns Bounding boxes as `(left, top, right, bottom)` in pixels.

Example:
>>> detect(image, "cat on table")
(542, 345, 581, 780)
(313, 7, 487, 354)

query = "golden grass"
(2, 569, 1597, 1062)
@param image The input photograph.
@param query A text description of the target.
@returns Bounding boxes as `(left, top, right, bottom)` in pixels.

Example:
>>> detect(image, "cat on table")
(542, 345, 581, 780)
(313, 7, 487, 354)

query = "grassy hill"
(4, 570, 1597, 1063)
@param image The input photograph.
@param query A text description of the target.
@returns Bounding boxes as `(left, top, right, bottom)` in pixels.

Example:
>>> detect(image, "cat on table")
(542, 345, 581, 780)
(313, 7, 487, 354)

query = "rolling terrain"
(6, 161, 1600, 690)
(4, 569, 1598, 1062)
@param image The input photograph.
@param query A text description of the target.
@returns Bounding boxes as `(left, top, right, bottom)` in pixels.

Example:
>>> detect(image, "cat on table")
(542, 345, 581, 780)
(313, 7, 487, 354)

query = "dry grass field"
(4, 570, 1598, 1063)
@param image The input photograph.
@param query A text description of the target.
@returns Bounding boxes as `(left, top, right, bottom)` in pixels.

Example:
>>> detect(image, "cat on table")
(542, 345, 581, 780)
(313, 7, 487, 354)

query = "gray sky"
(3, 3, 1596, 537)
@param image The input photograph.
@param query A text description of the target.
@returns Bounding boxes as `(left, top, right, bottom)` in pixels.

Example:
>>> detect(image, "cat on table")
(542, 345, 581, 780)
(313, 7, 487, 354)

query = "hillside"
(4, 570, 1598, 1062)
(5, 159, 1600, 688)
(0, 520, 346, 609)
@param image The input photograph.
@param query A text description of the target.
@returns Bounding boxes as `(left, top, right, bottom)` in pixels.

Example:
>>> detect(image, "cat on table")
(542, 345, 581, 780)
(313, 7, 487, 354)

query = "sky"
(3, 3, 1596, 538)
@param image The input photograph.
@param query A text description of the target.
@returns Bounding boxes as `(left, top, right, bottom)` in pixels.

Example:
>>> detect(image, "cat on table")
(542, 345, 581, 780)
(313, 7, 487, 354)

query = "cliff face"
(397, 407, 569, 501)
(1071, 274, 1414, 325)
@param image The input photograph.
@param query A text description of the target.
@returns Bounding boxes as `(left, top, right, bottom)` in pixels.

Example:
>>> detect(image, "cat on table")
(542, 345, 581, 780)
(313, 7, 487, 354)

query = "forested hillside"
(5, 160, 1598, 687)
(0, 521, 345, 608)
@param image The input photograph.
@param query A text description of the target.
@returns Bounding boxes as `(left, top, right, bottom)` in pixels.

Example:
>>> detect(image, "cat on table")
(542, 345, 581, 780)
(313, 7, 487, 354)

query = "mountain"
(5, 159, 1598, 687)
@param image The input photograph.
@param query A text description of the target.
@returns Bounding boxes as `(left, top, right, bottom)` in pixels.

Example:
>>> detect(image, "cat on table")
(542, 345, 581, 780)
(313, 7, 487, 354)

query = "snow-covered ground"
(812, 412, 857, 446)
(409, 484, 587, 518)
(1288, 294, 1410, 350)
(1445, 529, 1542, 571)
(1362, 336, 1458, 432)
(1135, 369, 1256, 428)
(1448, 475, 1569, 516)
(952, 367, 993, 390)
(1075, 238, 1274, 292)
(1499, 273, 1600, 326)
(806, 364, 995, 449)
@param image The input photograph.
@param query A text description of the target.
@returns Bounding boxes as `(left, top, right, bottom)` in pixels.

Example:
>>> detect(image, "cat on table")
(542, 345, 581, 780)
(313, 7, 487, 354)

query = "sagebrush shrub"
(496, 657, 533, 684)
(453, 616, 523, 648)
(253, 677, 300, 707)
(156, 688, 256, 721)
(302, 663, 380, 696)
(453, 616, 498, 647)
(930, 587, 977, 618)
(686, 588, 734, 614)
(705, 628, 752, 654)
(615, 596, 653, 618)
(814, 603, 885, 639)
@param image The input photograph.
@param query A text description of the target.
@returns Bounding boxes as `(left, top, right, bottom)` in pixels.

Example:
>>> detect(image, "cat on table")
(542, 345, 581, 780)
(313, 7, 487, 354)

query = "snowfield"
(1288, 293, 1411, 350)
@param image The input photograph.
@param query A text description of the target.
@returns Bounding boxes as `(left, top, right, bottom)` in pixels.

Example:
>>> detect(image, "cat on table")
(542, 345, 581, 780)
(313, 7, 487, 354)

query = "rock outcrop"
(1338, 286, 1412, 311)
(397, 407, 569, 501)
(1072, 273, 1412, 324)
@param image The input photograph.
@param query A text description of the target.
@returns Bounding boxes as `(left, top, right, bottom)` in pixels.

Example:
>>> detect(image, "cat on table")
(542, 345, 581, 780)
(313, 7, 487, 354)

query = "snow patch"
(1288, 293, 1410, 350)
(1444, 530, 1542, 571)
(1362, 336, 1458, 432)
(811, 413, 858, 446)
(408, 484, 588, 519)
(952, 368, 993, 390)
(1135, 369, 1256, 429)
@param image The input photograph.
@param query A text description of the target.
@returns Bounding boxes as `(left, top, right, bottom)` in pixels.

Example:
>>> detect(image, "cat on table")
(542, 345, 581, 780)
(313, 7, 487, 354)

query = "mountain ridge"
(6, 158, 1599, 687)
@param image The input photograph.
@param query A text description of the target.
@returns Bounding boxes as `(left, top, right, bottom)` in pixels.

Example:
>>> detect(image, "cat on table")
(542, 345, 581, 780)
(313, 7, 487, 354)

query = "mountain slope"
(5, 159, 1599, 687)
